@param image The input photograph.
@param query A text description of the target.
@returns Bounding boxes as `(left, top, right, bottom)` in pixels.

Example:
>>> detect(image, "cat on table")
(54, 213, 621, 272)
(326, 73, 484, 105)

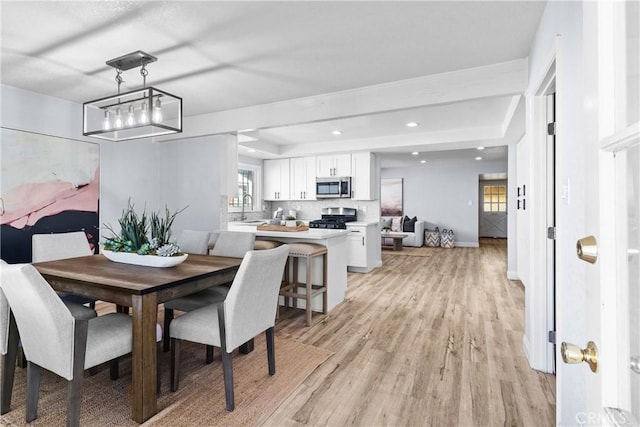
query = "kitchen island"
(227, 222, 348, 312)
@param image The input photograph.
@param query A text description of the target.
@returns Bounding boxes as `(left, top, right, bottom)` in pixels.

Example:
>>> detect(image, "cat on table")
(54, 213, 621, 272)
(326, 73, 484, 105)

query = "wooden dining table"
(31, 253, 242, 423)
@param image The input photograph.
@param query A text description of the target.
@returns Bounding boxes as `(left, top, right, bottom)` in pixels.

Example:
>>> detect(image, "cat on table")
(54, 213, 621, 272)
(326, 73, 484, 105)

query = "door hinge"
(547, 122, 556, 136)
(548, 330, 556, 344)
(547, 226, 556, 240)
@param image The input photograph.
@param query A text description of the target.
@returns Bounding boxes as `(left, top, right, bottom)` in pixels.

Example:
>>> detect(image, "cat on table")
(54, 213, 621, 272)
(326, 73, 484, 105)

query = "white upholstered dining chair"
(0, 263, 132, 426)
(162, 231, 256, 358)
(169, 244, 290, 411)
(177, 229, 211, 255)
(32, 231, 97, 308)
(0, 259, 97, 415)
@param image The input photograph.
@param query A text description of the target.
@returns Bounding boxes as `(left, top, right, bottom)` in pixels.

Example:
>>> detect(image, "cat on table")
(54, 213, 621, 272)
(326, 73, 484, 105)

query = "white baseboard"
(454, 241, 479, 248)
(522, 334, 532, 367)
(507, 271, 519, 281)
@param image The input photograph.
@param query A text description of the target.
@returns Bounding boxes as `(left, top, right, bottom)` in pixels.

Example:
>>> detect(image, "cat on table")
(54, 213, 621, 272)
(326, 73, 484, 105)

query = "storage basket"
(424, 228, 441, 247)
(440, 229, 455, 248)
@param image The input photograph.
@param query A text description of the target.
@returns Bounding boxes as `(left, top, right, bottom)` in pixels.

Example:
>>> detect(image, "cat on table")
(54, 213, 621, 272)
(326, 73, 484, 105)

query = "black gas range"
(309, 207, 357, 230)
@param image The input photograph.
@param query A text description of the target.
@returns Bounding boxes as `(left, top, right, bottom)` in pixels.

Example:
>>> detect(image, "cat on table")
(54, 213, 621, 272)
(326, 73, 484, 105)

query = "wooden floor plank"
(264, 239, 555, 426)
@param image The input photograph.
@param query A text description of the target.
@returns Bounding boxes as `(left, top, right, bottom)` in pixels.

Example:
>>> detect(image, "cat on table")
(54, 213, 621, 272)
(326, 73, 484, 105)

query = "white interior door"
(574, 2, 640, 425)
(479, 180, 508, 238)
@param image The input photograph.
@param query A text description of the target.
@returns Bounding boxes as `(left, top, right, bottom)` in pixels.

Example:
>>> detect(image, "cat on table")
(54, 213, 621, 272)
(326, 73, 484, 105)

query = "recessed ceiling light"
(477, 146, 485, 150)
(411, 151, 419, 156)
(475, 156, 482, 160)
(406, 122, 419, 128)
(248, 148, 256, 153)
(420, 160, 427, 164)
(331, 130, 342, 135)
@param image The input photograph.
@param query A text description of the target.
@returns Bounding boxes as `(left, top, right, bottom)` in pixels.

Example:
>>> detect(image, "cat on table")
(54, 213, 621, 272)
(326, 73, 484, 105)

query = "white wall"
(100, 140, 160, 234)
(382, 157, 507, 247)
(1, 84, 85, 140)
(507, 144, 518, 279)
(158, 135, 228, 235)
(524, 1, 586, 424)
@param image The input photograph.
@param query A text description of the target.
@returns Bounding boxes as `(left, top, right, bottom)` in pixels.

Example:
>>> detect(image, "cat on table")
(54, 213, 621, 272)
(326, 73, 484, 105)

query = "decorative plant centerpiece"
(102, 200, 188, 267)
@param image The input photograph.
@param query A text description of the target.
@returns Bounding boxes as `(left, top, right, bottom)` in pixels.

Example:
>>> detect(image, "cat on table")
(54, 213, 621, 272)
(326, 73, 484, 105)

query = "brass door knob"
(577, 236, 598, 264)
(561, 341, 599, 372)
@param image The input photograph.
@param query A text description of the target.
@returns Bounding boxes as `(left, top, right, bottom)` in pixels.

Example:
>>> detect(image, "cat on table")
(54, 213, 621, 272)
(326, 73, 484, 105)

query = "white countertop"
(227, 222, 347, 239)
(346, 221, 379, 226)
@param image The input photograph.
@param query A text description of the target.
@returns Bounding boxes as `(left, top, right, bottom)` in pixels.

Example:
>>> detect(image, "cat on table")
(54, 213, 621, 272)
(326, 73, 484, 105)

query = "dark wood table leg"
(393, 237, 403, 251)
(131, 293, 158, 423)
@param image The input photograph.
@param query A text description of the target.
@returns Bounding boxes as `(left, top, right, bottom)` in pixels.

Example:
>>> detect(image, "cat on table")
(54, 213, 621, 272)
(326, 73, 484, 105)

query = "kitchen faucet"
(240, 193, 253, 221)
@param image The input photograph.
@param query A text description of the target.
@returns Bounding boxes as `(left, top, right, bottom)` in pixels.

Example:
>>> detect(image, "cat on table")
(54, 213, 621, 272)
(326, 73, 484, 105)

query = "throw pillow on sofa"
(391, 216, 403, 232)
(403, 216, 418, 232)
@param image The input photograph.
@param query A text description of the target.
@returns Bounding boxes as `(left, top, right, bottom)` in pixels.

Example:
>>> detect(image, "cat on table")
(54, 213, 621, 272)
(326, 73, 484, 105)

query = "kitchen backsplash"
(225, 199, 379, 224)
(263, 199, 379, 223)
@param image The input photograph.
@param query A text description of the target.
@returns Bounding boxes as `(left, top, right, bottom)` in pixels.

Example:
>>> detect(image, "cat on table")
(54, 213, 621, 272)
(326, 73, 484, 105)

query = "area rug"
(0, 335, 332, 426)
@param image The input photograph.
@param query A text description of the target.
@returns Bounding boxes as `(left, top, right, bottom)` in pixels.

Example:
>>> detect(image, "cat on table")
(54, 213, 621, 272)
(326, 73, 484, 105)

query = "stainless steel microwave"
(315, 177, 351, 198)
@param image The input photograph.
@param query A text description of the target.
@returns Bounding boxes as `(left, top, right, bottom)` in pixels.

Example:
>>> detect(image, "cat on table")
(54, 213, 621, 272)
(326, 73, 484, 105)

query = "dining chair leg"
(170, 338, 180, 392)
(1, 313, 19, 414)
(25, 362, 41, 423)
(67, 373, 84, 427)
(68, 319, 88, 427)
(163, 308, 174, 352)
(110, 357, 120, 380)
(206, 345, 214, 364)
(265, 327, 275, 376)
(17, 347, 26, 369)
(217, 304, 234, 411)
(221, 350, 235, 411)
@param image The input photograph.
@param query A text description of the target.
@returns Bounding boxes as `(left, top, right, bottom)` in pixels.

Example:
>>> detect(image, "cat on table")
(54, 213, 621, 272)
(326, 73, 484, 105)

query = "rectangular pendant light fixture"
(83, 51, 182, 142)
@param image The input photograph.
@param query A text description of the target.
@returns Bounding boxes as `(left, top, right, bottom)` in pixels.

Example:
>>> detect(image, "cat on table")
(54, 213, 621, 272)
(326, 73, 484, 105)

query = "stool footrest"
(279, 284, 326, 300)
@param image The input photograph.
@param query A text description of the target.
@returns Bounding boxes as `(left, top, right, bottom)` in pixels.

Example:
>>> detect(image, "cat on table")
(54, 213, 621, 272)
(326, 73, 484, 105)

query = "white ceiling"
(0, 1, 546, 167)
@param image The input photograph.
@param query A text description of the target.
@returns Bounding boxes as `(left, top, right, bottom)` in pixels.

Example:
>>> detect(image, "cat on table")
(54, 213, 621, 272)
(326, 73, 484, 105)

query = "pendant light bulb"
(139, 102, 149, 124)
(114, 108, 123, 129)
(126, 104, 136, 127)
(102, 110, 111, 131)
(152, 97, 163, 123)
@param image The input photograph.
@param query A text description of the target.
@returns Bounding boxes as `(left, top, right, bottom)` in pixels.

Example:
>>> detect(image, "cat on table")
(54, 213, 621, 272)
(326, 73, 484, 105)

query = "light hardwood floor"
(98, 239, 555, 426)
(265, 239, 556, 426)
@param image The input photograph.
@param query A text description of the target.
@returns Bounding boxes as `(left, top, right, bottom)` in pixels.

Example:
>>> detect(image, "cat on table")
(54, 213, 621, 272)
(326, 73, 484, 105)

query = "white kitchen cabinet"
(351, 152, 375, 200)
(316, 154, 351, 177)
(264, 158, 290, 200)
(346, 222, 379, 273)
(290, 156, 316, 200)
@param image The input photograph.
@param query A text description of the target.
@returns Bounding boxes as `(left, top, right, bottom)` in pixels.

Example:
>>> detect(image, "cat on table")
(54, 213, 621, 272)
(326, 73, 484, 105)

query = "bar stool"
(279, 242, 327, 326)
(254, 240, 282, 250)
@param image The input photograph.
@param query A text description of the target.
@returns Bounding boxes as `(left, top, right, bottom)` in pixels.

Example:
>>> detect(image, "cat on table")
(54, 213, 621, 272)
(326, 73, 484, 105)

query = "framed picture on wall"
(380, 178, 403, 216)
(0, 128, 100, 263)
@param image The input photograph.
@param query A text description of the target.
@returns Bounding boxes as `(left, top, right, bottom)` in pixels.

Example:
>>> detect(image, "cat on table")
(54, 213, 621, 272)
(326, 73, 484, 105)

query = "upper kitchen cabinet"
(351, 152, 376, 200)
(264, 158, 290, 200)
(290, 156, 316, 201)
(316, 154, 351, 177)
